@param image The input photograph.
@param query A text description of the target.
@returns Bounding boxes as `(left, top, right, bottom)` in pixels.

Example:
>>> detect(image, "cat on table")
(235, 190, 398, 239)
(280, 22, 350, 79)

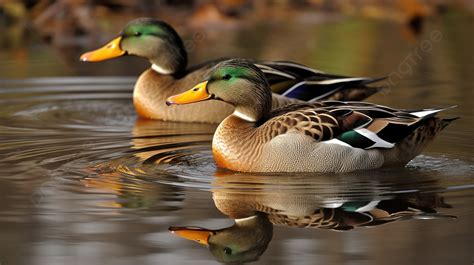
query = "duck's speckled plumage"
(169, 59, 456, 173)
(213, 101, 453, 172)
(212, 186, 454, 230)
(169, 175, 453, 264)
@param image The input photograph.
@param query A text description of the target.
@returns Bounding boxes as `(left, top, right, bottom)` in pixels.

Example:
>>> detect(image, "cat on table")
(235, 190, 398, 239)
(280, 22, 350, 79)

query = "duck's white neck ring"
(233, 110, 257, 122)
(151, 64, 173, 75)
(235, 215, 258, 224)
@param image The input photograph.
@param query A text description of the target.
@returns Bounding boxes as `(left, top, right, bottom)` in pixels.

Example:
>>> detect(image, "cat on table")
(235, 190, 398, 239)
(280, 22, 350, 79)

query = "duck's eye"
(223, 247, 232, 255)
(134, 32, 142, 37)
(222, 74, 232, 81)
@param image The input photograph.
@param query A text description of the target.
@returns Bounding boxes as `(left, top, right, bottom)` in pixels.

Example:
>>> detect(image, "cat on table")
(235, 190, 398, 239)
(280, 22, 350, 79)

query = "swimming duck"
(170, 213, 273, 264)
(166, 59, 457, 173)
(80, 17, 383, 123)
(169, 173, 453, 263)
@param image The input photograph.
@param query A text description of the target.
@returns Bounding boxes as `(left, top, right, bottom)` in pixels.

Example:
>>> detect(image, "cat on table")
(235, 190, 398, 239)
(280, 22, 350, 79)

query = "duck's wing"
(259, 101, 455, 149)
(269, 199, 455, 230)
(255, 61, 385, 102)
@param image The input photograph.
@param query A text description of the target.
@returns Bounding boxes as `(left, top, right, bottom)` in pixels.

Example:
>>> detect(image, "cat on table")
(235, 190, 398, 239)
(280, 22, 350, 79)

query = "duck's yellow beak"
(80, 37, 125, 62)
(169, 226, 213, 246)
(166, 81, 211, 106)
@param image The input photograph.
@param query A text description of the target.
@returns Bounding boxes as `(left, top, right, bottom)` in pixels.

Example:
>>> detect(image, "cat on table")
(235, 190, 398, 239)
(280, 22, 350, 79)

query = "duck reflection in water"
(170, 213, 272, 264)
(80, 119, 217, 210)
(169, 172, 455, 264)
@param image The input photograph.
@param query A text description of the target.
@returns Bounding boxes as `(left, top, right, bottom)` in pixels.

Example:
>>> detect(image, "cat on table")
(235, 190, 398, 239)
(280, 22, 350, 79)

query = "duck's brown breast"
(212, 116, 264, 171)
(133, 69, 233, 123)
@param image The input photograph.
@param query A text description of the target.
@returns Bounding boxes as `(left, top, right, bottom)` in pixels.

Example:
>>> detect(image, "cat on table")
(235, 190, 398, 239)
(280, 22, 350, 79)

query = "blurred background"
(1, 0, 473, 78)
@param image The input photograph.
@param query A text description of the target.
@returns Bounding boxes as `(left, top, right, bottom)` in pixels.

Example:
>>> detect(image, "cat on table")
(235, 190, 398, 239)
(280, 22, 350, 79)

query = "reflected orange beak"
(169, 226, 214, 246)
(80, 37, 126, 62)
(166, 81, 211, 106)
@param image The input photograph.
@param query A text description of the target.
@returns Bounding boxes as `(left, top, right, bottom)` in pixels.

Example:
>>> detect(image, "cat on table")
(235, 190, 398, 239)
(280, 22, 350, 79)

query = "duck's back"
(213, 101, 454, 172)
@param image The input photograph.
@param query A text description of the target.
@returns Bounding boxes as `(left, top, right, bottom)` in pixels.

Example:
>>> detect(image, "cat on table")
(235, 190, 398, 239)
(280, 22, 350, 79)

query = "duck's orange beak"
(169, 226, 214, 246)
(166, 81, 211, 105)
(80, 37, 125, 62)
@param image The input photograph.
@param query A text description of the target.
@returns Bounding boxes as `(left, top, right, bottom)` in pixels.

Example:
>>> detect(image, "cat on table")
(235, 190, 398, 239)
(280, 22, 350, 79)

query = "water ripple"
(0, 77, 472, 214)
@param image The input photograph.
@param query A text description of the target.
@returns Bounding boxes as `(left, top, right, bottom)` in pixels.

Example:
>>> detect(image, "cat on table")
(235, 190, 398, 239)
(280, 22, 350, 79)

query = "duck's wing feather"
(259, 101, 453, 149)
(186, 60, 383, 101)
(256, 61, 385, 102)
(269, 197, 454, 230)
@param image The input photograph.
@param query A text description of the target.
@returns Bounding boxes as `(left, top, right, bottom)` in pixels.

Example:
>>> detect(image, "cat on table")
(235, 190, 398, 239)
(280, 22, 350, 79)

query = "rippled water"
(1, 14, 474, 265)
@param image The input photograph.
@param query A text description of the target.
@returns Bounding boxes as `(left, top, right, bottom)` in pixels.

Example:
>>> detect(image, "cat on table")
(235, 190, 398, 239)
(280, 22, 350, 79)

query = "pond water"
(0, 12, 473, 265)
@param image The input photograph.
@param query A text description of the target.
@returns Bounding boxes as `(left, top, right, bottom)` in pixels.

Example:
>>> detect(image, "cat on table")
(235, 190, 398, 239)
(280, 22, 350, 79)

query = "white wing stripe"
(355, 200, 381, 212)
(267, 62, 326, 74)
(308, 87, 343, 102)
(282, 77, 369, 97)
(282, 80, 337, 96)
(261, 69, 296, 79)
(314, 77, 368, 85)
(323, 138, 352, 147)
(255, 64, 296, 79)
(411, 109, 443, 118)
(355, 128, 394, 148)
(281, 80, 306, 96)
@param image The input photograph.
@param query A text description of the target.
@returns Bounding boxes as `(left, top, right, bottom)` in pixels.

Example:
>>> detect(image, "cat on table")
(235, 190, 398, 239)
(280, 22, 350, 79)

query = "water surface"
(0, 13, 473, 265)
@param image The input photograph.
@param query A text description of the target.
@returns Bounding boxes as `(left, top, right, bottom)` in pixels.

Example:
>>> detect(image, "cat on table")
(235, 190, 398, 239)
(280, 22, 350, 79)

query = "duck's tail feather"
(257, 61, 385, 102)
(440, 117, 460, 130)
(381, 115, 458, 165)
(334, 105, 458, 151)
(407, 105, 457, 119)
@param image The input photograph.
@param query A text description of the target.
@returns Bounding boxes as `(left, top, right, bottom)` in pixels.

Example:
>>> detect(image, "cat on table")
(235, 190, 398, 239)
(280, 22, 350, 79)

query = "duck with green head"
(169, 213, 273, 264)
(81, 17, 384, 123)
(166, 59, 457, 172)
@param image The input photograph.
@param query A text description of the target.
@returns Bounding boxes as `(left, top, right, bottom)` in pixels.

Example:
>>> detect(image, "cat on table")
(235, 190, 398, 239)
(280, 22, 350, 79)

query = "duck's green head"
(166, 59, 272, 122)
(80, 17, 187, 74)
(169, 214, 273, 264)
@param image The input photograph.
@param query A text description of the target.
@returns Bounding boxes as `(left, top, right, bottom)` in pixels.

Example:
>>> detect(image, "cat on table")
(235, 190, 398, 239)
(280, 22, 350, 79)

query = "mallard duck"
(209, 173, 455, 229)
(169, 213, 273, 264)
(169, 174, 453, 263)
(166, 59, 457, 173)
(169, 196, 450, 262)
(80, 17, 383, 123)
